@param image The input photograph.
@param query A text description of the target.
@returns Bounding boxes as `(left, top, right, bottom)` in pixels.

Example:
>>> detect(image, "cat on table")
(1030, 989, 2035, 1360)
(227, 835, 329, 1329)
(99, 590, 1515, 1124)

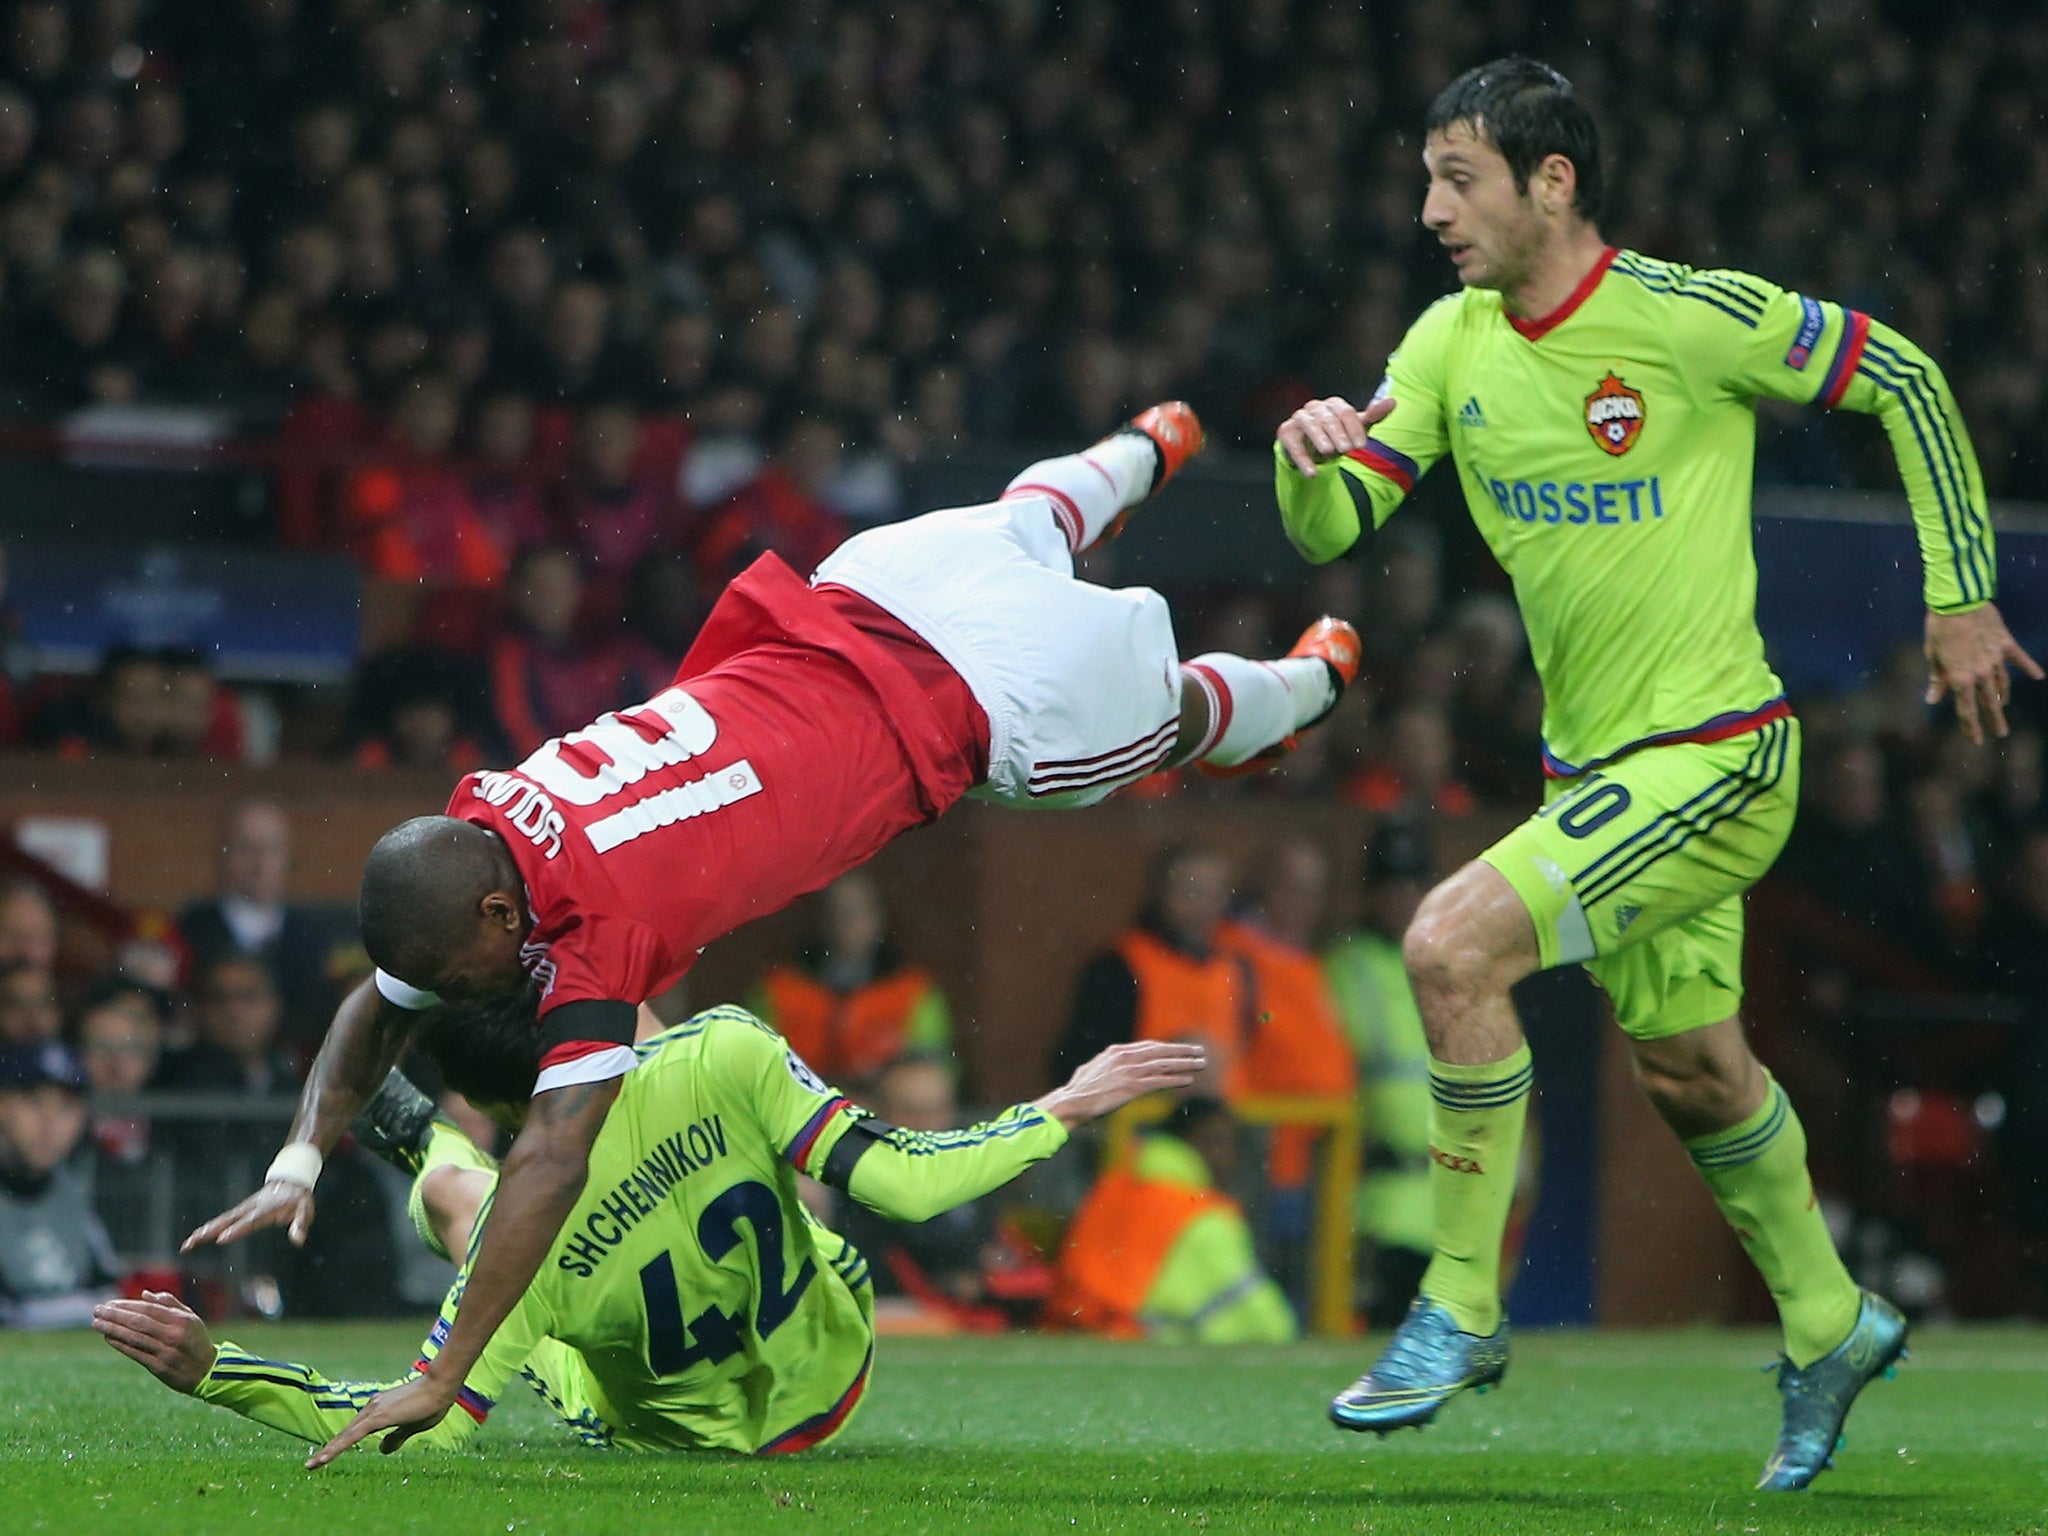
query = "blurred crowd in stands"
(2, 0, 2047, 1331)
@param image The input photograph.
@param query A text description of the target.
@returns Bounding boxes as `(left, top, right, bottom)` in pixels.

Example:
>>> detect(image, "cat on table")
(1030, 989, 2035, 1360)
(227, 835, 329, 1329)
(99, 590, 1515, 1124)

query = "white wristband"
(265, 1143, 324, 1190)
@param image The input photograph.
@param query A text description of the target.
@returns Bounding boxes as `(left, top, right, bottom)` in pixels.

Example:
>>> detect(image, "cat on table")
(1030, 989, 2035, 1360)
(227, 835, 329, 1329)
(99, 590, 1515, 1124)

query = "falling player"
(184, 402, 1362, 1465)
(1275, 58, 2038, 1489)
(102, 1012, 1200, 1454)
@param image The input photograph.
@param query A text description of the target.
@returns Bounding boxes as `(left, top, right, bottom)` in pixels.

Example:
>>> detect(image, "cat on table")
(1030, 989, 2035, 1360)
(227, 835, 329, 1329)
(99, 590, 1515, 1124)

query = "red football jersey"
(445, 554, 985, 1078)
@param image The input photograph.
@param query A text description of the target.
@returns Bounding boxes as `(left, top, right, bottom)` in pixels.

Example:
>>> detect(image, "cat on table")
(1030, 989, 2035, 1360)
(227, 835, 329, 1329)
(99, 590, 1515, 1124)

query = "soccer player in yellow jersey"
(1276, 57, 2041, 1490)
(95, 1008, 1199, 1456)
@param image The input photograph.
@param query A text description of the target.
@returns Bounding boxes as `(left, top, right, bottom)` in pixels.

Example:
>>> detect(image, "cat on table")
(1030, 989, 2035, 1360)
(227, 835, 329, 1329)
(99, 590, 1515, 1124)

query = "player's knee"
(421, 1165, 489, 1257)
(1402, 902, 1504, 1023)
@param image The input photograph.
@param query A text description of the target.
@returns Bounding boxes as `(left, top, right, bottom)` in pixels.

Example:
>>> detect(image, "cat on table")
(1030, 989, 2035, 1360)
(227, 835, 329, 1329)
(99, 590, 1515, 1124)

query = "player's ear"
(1535, 152, 1576, 216)
(479, 890, 521, 929)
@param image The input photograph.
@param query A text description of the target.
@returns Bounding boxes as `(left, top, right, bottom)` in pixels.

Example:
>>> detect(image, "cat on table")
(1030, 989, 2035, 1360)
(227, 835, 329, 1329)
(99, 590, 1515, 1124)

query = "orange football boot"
(1095, 400, 1204, 544)
(1197, 616, 1362, 779)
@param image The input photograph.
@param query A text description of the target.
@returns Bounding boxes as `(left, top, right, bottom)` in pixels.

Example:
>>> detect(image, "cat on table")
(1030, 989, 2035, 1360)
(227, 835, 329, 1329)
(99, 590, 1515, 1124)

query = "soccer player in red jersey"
(186, 403, 1362, 1464)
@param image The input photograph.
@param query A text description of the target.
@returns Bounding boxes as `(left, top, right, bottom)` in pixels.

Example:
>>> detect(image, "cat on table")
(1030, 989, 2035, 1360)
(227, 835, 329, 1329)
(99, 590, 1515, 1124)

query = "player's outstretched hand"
(1277, 395, 1397, 477)
(307, 1373, 455, 1469)
(1036, 1040, 1207, 1130)
(93, 1290, 216, 1394)
(181, 1179, 316, 1253)
(1925, 603, 2044, 743)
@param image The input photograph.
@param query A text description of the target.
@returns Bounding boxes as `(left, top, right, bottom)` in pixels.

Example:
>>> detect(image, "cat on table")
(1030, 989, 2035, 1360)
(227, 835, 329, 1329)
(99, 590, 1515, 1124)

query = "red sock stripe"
(1004, 483, 1083, 553)
(1182, 663, 1233, 761)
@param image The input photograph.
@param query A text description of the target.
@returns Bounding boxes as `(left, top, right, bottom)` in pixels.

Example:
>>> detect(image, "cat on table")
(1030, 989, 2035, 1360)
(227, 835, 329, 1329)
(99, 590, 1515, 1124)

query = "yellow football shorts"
(1480, 716, 1800, 1039)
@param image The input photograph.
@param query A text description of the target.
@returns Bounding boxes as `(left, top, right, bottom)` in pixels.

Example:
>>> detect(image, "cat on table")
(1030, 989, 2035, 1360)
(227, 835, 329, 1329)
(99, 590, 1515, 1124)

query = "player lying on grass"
(102, 1006, 1201, 1455)
(182, 403, 1361, 1465)
(1276, 57, 2038, 1491)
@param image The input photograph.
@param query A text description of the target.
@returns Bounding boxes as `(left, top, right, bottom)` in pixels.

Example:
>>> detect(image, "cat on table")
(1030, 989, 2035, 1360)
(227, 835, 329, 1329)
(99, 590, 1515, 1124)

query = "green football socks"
(1418, 1042, 1533, 1336)
(1686, 1076, 1861, 1367)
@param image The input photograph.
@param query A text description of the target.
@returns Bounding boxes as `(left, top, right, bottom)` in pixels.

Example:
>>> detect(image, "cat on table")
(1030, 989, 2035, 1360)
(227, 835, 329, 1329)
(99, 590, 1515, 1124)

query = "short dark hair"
(1161, 1094, 1232, 1144)
(415, 979, 545, 1107)
(1426, 56, 1603, 220)
(358, 815, 511, 981)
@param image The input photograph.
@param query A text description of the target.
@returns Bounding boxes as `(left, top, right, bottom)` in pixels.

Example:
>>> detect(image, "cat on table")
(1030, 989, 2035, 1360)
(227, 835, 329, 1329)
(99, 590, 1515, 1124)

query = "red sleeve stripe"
(538, 1038, 630, 1070)
(1345, 438, 1418, 492)
(1818, 310, 1871, 409)
(412, 1361, 494, 1423)
(759, 1344, 872, 1455)
(532, 1044, 638, 1097)
(787, 1096, 853, 1171)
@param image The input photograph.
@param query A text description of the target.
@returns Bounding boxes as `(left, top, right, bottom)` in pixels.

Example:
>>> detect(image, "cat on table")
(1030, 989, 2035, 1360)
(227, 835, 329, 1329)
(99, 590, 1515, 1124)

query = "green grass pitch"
(5, 1325, 2044, 1534)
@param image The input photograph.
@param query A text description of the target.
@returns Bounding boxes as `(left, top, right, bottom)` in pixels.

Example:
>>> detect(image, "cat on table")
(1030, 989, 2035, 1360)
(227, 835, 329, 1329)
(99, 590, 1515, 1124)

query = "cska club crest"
(1585, 372, 1645, 456)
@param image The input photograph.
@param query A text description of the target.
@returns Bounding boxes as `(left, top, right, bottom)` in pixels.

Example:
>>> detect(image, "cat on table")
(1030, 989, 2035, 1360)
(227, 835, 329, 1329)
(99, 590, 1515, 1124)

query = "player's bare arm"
(1277, 395, 1395, 476)
(181, 977, 417, 1252)
(1924, 604, 2044, 744)
(305, 1073, 619, 1468)
(1034, 1039, 1207, 1130)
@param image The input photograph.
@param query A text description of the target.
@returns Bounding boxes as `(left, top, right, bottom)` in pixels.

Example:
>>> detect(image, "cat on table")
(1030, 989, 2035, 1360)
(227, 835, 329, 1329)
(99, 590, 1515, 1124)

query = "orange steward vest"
(1115, 928, 1247, 1098)
(1217, 920, 1357, 1187)
(760, 965, 937, 1082)
(1046, 1165, 1228, 1336)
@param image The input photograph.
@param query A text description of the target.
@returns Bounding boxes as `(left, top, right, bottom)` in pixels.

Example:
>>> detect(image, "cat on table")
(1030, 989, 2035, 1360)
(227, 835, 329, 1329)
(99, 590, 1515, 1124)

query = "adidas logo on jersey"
(1458, 396, 1488, 429)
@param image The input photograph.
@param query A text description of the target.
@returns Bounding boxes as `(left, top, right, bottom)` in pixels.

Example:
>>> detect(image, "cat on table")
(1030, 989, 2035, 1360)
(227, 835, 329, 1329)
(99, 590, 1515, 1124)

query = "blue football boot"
(1757, 1290, 1909, 1491)
(1329, 1299, 1509, 1434)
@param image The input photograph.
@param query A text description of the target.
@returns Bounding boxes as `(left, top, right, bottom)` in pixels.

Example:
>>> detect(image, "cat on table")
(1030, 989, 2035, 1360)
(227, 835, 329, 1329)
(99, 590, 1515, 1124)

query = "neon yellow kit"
(1279, 250, 1994, 1029)
(195, 1007, 1066, 1453)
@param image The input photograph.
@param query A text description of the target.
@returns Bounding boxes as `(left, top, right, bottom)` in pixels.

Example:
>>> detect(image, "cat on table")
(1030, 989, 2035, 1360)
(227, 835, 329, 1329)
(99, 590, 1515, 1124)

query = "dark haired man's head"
(1160, 1094, 1238, 1187)
(414, 977, 545, 1123)
(1138, 843, 1233, 953)
(358, 816, 529, 1003)
(1421, 57, 1603, 297)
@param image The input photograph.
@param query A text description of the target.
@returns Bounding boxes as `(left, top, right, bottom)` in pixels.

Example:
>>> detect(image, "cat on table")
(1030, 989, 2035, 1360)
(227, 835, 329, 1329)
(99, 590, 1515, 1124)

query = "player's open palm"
(94, 1291, 216, 1394)
(1039, 1040, 1207, 1129)
(1278, 395, 1397, 476)
(308, 1374, 454, 1468)
(181, 1179, 315, 1253)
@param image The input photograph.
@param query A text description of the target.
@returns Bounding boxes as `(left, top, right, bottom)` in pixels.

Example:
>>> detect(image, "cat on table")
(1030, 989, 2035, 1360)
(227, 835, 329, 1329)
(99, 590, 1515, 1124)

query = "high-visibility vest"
(1045, 1164, 1230, 1337)
(1219, 920, 1358, 1187)
(758, 965, 941, 1082)
(1114, 928, 1247, 1097)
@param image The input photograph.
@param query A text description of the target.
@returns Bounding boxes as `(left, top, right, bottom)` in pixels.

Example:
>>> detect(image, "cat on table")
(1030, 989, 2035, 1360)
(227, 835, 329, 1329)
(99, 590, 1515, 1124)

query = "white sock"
(1002, 434, 1157, 554)
(1180, 653, 1337, 766)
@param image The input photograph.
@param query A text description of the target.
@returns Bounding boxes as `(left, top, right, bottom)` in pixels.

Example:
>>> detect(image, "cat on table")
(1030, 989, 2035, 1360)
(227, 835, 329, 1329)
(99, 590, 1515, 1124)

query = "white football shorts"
(812, 494, 1182, 808)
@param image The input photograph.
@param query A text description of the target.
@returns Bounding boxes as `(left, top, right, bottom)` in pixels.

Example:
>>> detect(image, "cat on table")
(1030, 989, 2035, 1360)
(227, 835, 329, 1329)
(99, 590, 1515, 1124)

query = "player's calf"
(1178, 616, 1360, 778)
(1004, 401, 1205, 554)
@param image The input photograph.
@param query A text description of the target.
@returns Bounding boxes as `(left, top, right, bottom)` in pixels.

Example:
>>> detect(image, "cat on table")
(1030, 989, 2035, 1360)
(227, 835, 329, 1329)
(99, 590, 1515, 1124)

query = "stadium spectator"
(177, 801, 346, 1045)
(1053, 844, 1247, 1096)
(752, 872, 952, 1088)
(484, 544, 664, 759)
(1322, 820, 1438, 1329)
(35, 645, 166, 757)
(0, 878, 59, 972)
(350, 372, 514, 587)
(0, 1042, 118, 1331)
(558, 399, 686, 583)
(1778, 736, 1943, 965)
(1219, 838, 1356, 1298)
(156, 648, 247, 761)
(1047, 1096, 1296, 1343)
(345, 648, 490, 773)
(693, 413, 849, 587)
(1341, 700, 1477, 819)
(0, 962, 61, 1048)
(1983, 824, 2048, 1272)
(156, 955, 297, 1099)
(70, 981, 164, 1252)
